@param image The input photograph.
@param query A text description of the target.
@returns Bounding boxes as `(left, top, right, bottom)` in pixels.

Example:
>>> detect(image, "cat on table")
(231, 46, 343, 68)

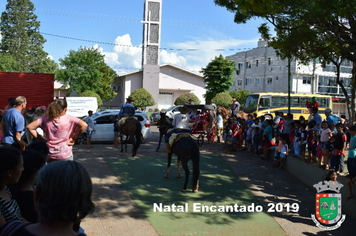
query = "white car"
(76, 109, 151, 144)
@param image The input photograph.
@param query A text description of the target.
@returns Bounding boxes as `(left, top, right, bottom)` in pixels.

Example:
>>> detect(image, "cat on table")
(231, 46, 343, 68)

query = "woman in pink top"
(27, 99, 87, 163)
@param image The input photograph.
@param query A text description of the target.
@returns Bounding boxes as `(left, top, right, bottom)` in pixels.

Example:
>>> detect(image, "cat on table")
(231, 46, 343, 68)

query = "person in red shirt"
(330, 123, 347, 173)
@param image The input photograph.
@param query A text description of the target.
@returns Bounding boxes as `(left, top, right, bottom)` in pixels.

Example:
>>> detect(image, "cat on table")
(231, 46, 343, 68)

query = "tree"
(80, 90, 103, 107)
(0, 53, 19, 72)
(229, 88, 251, 110)
(214, 0, 356, 122)
(56, 47, 117, 102)
(129, 88, 155, 111)
(174, 92, 200, 105)
(201, 54, 236, 103)
(0, 0, 57, 73)
(212, 92, 232, 108)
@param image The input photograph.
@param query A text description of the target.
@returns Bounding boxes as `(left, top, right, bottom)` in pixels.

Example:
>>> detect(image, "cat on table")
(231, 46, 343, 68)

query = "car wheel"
(76, 133, 87, 145)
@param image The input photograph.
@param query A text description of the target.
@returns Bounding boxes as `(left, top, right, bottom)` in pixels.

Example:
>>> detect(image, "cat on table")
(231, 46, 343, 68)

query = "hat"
(88, 110, 93, 113)
(126, 96, 134, 102)
(325, 108, 332, 113)
(188, 98, 193, 101)
(178, 106, 190, 114)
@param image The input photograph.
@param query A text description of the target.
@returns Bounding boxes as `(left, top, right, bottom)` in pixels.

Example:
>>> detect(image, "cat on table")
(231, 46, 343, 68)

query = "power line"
(41, 32, 260, 52)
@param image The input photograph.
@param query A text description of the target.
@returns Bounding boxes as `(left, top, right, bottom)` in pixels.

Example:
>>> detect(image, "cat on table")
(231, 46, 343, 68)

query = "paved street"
(76, 125, 354, 235)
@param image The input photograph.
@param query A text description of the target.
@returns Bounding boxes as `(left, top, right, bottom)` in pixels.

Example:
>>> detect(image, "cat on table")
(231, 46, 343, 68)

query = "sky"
(0, 0, 268, 75)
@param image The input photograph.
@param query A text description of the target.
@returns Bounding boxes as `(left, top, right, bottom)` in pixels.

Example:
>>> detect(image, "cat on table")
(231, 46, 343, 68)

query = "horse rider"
(164, 105, 191, 153)
(118, 97, 137, 127)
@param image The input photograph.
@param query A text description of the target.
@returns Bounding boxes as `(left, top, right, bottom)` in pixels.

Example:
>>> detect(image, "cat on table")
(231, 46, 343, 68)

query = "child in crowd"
(261, 135, 276, 160)
(289, 122, 296, 156)
(346, 125, 356, 201)
(279, 137, 288, 169)
(246, 123, 253, 152)
(274, 134, 282, 167)
(294, 120, 301, 157)
(299, 123, 308, 161)
(330, 123, 347, 173)
(253, 127, 261, 155)
(316, 136, 323, 167)
(232, 117, 239, 151)
(225, 120, 233, 154)
(12, 149, 46, 223)
(306, 121, 317, 163)
(299, 115, 306, 124)
(216, 112, 223, 143)
(321, 120, 332, 170)
(0, 146, 23, 226)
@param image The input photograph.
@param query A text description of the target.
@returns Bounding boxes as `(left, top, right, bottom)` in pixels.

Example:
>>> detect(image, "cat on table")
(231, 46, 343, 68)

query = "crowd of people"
(215, 99, 356, 198)
(0, 96, 94, 235)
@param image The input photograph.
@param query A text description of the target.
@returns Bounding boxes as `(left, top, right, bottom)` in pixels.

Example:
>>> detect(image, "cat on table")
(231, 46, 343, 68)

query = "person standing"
(27, 99, 87, 163)
(216, 112, 223, 143)
(325, 108, 341, 133)
(1, 96, 27, 150)
(187, 99, 194, 105)
(231, 98, 240, 117)
(85, 110, 95, 148)
(210, 100, 217, 110)
(311, 107, 322, 128)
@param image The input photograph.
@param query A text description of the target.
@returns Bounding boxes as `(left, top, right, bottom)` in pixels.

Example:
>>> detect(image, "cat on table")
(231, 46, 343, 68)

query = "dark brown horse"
(164, 135, 200, 192)
(156, 112, 172, 151)
(120, 118, 142, 157)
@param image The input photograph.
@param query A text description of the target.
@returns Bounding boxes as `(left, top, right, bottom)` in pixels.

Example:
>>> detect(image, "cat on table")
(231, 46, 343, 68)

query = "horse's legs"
(120, 135, 124, 152)
(131, 135, 136, 157)
(125, 136, 128, 152)
(181, 160, 190, 192)
(177, 159, 181, 178)
(164, 152, 173, 178)
(156, 133, 163, 152)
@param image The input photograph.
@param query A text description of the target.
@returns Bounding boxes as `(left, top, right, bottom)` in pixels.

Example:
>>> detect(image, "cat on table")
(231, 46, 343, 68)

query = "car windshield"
(165, 106, 175, 112)
(243, 95, 259, 113)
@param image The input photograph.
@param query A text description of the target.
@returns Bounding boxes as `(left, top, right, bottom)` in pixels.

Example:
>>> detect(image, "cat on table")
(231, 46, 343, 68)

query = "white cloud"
(94, 34, 259, 75)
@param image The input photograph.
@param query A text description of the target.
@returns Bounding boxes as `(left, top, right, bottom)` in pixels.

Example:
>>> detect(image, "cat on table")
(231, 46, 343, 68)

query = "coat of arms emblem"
(311, 180, 346, 230)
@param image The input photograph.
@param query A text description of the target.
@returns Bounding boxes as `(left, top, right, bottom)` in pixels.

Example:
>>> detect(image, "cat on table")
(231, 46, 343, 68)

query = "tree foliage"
(229, 88, 251, 109)
(130, 88, 155, 111)
(215, 0, 356, 122)
(201, 54, 236, 103)
(80, 90, 103, 107)
(56, 46, 117, 102)
(174, 92, 200, 105)
(212, 92, 232, 108)
(0, 53, 19, 72)
(0, 0, 57, 73)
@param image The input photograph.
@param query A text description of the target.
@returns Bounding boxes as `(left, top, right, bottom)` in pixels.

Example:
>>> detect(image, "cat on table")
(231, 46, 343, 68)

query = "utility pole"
(288, 57, 291, 113)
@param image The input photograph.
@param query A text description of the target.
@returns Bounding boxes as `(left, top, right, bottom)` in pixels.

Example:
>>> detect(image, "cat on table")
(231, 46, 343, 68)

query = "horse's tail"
(135, 121, 142, 150)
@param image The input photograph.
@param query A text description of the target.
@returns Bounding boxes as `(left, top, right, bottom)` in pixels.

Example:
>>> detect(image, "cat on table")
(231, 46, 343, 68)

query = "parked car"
(76, 109, 151, 144)
(150, 112, 161, 124)
(164, 105, 183, 119)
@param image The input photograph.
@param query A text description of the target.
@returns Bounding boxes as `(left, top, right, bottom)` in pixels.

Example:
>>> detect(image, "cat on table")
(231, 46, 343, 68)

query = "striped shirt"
(0, 186, 22, 223)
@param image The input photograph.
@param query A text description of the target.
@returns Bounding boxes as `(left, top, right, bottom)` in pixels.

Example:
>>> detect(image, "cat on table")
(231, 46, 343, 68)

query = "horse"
(217, 106, 231, 118)
(164, 136, 200, 192)
(23, 107, 47, 145)
(120, 117, 142, 157)
(236, 111, 249, 120)
(156, 112, 172, 151)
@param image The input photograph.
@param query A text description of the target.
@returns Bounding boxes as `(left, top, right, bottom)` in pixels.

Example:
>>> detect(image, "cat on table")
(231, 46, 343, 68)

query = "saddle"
(119, 116, 137, 127)
(169, 133, 192, 147)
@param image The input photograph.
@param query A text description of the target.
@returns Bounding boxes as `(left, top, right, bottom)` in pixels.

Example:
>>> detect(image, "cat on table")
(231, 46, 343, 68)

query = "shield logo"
(315, 193, 342, 225)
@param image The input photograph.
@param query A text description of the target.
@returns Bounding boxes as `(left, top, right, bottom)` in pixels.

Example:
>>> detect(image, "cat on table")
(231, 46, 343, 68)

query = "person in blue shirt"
(311, 107, 322, 129)
(1, 96, 27, 150)
(118, 97, 136, 119)
(325, 108, 342, 133)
